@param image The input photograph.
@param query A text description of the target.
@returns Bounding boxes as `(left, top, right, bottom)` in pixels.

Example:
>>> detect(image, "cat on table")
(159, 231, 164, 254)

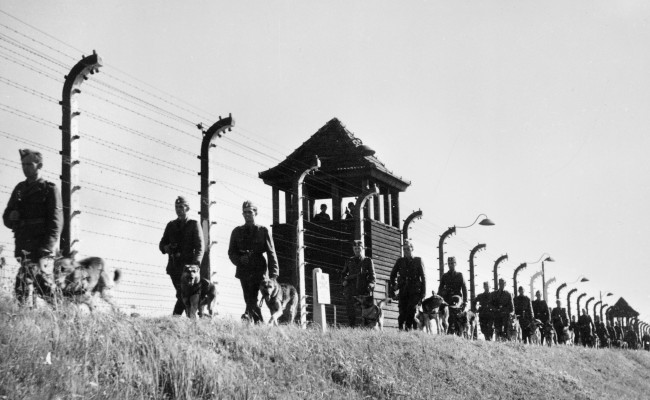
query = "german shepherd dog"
(418, 292, 448, 334)
(542, 322, 558, 346)
(507, 314, 522, 342)
(53, 254, 122, 312)
(180, 265, 217, 319)
(354, 295, 389, 330)
(259, 277, 298, 325)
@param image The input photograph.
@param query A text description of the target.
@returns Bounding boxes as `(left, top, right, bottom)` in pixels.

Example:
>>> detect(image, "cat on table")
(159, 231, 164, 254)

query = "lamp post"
(529, 271, 543, 299)
(567, 288, 578, 320)
(556, 277, 589, 301)
(294, 155, 321, 328)
(469, 243, 486, 312)
(576, 293, 587, 317)
(585, 297, 595, 316)
(513, 263, 527, 294)
(438, 214, 494, 281)
(599, 291, 613, 322)
(493, 254, 508, 291)
(528, 253, 554, 302)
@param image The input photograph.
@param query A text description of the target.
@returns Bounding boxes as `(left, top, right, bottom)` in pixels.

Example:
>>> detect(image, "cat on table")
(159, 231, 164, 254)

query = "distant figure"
(3, 149, 63, 306)
(159, 196, 204, 316)
(551, 299, 569, 344)
(344, 202, 355, 220)
(577, 309, 595, 346)
(491, 278, 514, 340)
(389, 239, 426, 331)
(514, 286, 535, 344)
(474, 281, 494, 340)
(313, 204, 331, 222)
(532, 290, 550, 344)
(438, 256, 467, 309)
(341, 240, 375, 327)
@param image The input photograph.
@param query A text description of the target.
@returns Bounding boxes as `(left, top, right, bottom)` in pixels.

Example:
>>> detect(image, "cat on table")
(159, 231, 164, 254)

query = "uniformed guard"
(228, 200, 279, 324)
(341, 239, 376, 327)
(514, 286, 535, 343)
(3, 149, 63, 305)
(159, 196, 204, 316)
(438, 256, 468, 309)
(474, 281, 495, 340)
(389, 239, 426, 331)
(551, 299, 569, 344)
(491, 278, 514, 340)
(577, 309, 595, 346)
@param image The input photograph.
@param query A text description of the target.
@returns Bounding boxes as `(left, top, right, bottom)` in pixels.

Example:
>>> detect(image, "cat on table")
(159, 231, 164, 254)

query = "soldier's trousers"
(344, 287, 359, 327)
(493, 312, 509, 340)
(169, 275, 185, 316)
(479, 313, 494, 340)
(240, 277, 263, 323)
(397, 292, 420, 331)
(15, 257, 55, 308)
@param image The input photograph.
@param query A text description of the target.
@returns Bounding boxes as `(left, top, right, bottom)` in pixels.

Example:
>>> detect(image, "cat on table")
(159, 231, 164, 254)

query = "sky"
(0, 1, 648, 322)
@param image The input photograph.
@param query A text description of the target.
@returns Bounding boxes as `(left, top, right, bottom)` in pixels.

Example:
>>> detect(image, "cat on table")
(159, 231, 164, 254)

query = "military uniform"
(389, 256, 426, 330)
(159, 216, 204, 315)
(532, 298, 550, 344)
(551, 307, 569, 344)
(514, 294, 535, 343)
(606, 323, 617, 342)
(341, 255, 376, 327)
(474, 290, 494, 340)
(228, 223, 279, 323)
(4, 171, 63, 306)
(491, 288, 514, 340)
(438, 270, 468, 306)
(596, 322, 609, 347)
(577, 314, 594, 346)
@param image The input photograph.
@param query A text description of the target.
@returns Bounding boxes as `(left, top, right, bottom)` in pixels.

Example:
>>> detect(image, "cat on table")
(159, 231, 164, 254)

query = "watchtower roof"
(609, 297, 639, 318)
(258, 118, 410, 198)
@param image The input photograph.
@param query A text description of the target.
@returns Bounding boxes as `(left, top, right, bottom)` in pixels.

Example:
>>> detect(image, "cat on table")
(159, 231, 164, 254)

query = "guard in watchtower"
(389, 239, 426, 331)
(341, 240, 376, 327)
(438, 256, 468, 309)
(3, 149, 63, 305)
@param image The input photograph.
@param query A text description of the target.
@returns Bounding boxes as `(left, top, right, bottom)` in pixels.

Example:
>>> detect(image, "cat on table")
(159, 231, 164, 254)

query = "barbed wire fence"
(0, 12, 572, 325)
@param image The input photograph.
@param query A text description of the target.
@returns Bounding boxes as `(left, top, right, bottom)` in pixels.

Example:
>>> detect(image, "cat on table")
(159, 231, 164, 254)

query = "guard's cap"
(242, 200, 257, 212)
(498, 278, 506, 284)
(352, 240, 364, 247)
(448, 256, 456, 263)
(19, 149, 43, 164)
(402, 238, 413, 247)
(175, 196, 189, 208)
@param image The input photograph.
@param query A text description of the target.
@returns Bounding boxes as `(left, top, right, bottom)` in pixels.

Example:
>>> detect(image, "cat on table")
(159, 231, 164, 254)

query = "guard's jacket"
(532, 299, 550, 323)
(491, 289, 514, 314)
(514, 294, 535, 321)
(438, 270, 468, 304)
(389, 256, 426, 298)
(474, 291, 493, 316)
(3, 178, 63, 259)
(551, 307, 569, 327)
(228, 224, 279, 281)
(159, 218, 203, 279)
(341, 256, 375, 295)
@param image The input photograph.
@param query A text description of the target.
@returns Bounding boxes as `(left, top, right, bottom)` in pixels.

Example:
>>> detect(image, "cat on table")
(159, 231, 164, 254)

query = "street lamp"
(438, 214, 494, 281)
(469, 243, 486, 312)
(493, 254, 508, 291)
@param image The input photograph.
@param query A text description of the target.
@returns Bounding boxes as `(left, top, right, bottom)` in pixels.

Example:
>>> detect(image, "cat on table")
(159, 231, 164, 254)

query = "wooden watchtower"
(258, 118, 410, 329)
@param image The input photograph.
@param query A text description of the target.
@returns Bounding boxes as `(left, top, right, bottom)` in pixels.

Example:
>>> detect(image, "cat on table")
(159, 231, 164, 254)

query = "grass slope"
(1, 293, 649, 400)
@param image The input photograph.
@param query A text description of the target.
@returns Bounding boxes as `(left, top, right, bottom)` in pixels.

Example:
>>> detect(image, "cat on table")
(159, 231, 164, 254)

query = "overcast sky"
(1, 1, 648, 321)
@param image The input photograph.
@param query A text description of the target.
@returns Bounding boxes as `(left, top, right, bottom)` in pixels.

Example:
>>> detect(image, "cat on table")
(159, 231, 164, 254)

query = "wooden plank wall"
(272, 219, 403, 329)
(368, 219, 402, 329)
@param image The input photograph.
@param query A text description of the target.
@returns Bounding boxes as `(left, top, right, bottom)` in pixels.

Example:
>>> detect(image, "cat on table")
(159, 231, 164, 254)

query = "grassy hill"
(1, 293, 649, 400)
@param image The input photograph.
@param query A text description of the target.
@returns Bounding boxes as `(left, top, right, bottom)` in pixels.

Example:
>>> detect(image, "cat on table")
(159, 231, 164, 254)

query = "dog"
(418, 292, 448, 334)
(542, 322, 557, 346)
(180, 265, 217, 319)
(259, 277, 298, 325)
(54, 254, 122, 312)
(506, 314, 522, 342)
(354, 295, 389, 330)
